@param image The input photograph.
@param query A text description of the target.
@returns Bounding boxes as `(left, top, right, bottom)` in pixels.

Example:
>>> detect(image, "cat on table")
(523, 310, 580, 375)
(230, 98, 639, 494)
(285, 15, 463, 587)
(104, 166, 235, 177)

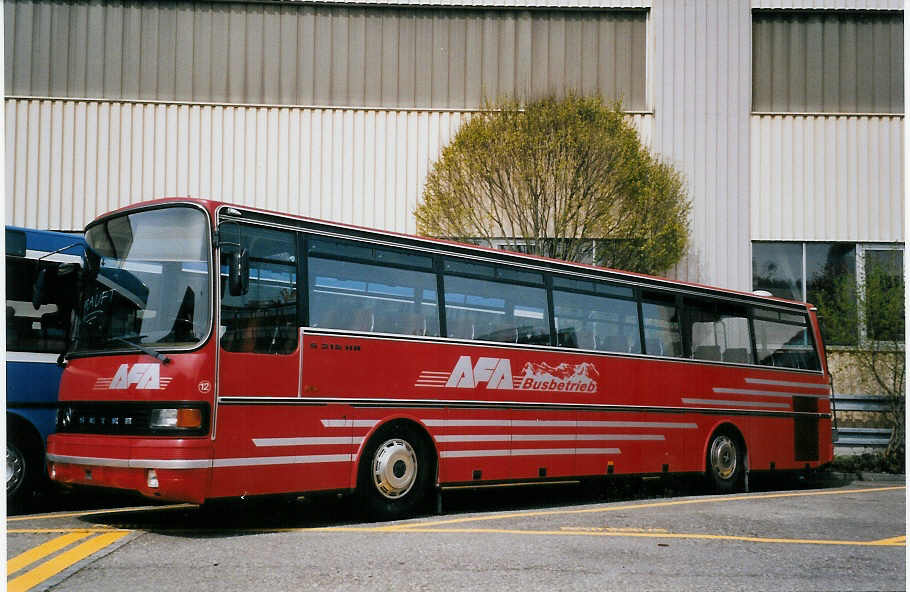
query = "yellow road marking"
(386, 485, 906, 530)
(870, 536, 906, 546)
(7, 504, 194, 523)
(9, 528, 121, 534)
(6, 532, 94, 576)
(7, 531, 131, 592)
(308, 526, 907, 547)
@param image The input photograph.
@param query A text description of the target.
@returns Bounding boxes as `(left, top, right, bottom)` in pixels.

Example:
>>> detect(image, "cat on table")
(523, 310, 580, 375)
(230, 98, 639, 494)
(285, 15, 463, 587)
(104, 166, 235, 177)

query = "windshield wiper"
(110, 336, 171, 365)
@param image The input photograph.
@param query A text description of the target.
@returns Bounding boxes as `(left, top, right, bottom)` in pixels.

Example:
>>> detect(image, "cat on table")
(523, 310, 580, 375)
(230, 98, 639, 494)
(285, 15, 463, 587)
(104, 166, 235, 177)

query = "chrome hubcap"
(372, 438, 418, 499)
(710, 435, 737, 481)
(7, 444, 25, 495)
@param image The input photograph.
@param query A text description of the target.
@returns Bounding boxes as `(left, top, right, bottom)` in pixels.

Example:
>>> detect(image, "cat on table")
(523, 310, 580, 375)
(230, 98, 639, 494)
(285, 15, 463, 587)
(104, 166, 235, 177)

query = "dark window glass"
(754, 317, 820, 371)
(553, 290, 641, 353)
(552, 275, 634, 299)
(444, 259, 494, 278)
(641, 294, 682, 357)
(444, 275, 549, 344)
(221, 225, 298, 354)
(444, 258, 543, 286)
(308, 258, 439, 336)
(806, 243, 857, 346)
(6, 258, 78, 353)
(6, 229, 26, 257)
(552, 276, 596, 293)
(308, 237, 433, 270)
(866, 250, 904, 342)
(752, 242, 802, 300)
(685, 301, 753, 364)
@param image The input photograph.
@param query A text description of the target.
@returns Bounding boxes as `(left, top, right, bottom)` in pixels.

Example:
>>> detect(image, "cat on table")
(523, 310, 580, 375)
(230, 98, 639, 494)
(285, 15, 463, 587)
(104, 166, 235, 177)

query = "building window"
(752, 242, 903, 346)
(753, 11, 903, 114)
(864, 248, 905, 342)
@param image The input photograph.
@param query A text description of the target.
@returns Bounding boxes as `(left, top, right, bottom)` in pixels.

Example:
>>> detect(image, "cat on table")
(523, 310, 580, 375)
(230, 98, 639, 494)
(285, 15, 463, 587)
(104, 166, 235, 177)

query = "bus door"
(213, 222, 304, 496)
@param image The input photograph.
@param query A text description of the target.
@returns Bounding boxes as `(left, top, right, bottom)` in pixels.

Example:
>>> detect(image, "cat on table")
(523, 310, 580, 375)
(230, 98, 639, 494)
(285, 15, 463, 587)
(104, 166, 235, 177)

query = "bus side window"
(685, 300, 753, 364)
(443, 274, 549, 345)
(753, 312, 820, 371)
(552, 286, 641, 354)
(307, 255, 440, 337)
(220, 225, 298, 354)
(641, 292, 683, 358)
(5, 257, 74, 354)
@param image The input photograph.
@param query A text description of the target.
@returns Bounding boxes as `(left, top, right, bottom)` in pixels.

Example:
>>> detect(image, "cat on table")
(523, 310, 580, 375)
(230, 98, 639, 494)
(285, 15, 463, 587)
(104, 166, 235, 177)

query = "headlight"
(149, 408, 203, 430)
(57, 407, 74, 429)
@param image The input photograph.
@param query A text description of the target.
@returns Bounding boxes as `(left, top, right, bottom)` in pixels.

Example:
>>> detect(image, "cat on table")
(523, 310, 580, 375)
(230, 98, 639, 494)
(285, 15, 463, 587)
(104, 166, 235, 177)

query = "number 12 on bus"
(47, 199, 832, 519)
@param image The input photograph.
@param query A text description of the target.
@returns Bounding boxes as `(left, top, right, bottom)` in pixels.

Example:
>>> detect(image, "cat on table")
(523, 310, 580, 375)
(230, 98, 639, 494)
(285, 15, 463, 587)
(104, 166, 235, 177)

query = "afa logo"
(416, 356, 599, 393)
(93, 364, 173, 390)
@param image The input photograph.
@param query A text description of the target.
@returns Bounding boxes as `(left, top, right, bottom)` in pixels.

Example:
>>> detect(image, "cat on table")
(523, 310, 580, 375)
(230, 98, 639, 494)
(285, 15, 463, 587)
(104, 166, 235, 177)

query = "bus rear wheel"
(706, 431, 743, 493)
(357, 422, 432, 521)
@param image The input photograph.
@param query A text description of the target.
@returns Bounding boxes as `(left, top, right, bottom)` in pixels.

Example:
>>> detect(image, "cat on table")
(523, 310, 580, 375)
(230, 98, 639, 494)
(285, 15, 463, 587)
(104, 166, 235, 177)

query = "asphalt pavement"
(7, 473, 906, 592)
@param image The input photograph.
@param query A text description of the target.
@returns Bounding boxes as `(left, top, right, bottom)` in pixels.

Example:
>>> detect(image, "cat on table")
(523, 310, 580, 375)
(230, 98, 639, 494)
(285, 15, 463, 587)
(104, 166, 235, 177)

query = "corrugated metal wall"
(4, 1, 647, 110)
(753, 11, 903, 113)
(3, 98, 653, 233)
(751, 0, 902, 9)
(751, 114, 904, 242)
(650, 0, 753, 289)
(4, 0, 904, 294)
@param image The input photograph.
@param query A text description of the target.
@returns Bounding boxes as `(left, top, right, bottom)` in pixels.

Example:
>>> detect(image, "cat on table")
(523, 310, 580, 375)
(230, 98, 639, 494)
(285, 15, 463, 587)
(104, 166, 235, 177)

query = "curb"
(821, 471, 905, 483)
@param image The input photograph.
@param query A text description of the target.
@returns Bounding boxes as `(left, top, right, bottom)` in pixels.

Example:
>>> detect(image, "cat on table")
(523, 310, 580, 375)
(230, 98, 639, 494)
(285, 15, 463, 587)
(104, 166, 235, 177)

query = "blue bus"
(6, 226, 84, 507)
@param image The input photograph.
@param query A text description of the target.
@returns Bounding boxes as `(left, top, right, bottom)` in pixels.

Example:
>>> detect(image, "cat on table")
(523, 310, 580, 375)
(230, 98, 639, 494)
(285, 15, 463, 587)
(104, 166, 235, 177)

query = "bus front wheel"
(706, 430, 744, 493)
(357, 422, 432, 521)
(7, 431, 38, 509)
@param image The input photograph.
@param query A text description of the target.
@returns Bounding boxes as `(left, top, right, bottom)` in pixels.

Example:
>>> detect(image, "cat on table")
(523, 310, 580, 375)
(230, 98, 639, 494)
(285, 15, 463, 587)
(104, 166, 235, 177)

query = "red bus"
(47, 199, 833, 519)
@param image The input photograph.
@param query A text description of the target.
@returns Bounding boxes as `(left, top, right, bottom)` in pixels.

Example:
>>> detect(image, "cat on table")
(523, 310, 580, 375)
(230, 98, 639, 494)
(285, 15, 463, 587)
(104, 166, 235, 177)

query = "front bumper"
(47, 434, 213, 504)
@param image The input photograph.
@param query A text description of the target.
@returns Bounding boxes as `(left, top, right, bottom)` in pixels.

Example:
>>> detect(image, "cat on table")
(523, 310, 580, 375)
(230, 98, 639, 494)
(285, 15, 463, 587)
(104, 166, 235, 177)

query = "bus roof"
(6, 225, 85, 257)
(88, 197, 816, 314)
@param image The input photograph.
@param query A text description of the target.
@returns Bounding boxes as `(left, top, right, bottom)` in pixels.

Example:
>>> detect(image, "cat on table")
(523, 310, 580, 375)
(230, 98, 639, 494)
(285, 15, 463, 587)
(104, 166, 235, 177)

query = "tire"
(706, 430, 743, 493)
(357, 422, 433, 521)
(7, 435, 36, 510)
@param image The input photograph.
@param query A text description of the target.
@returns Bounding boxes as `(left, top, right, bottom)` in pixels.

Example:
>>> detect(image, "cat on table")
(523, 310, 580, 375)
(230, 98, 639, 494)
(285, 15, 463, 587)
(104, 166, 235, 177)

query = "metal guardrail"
(834, 427, 892, 447)
(831, 394, 893, 448)
(831, 394, 891, 412)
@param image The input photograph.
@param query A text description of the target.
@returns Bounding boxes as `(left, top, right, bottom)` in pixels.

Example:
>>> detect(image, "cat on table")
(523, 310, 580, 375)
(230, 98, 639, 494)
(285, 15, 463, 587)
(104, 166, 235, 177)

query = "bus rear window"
(753, 317, 820, 371)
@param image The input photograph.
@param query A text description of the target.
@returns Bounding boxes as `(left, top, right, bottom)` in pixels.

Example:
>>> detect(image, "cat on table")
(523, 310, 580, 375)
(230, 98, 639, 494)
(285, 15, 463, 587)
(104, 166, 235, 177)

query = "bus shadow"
(73, 470, 855, 538)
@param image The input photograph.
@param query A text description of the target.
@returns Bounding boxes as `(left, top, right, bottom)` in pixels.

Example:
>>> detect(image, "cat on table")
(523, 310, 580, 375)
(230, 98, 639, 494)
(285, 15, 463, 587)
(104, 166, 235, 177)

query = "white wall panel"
(651, 1, 753, 290)
(5, 98, 653, 234)
(751, 114, 904, 242)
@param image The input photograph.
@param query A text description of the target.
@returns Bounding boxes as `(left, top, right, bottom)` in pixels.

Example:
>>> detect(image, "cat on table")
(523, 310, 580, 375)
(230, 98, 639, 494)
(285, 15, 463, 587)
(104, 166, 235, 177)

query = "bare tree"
(415, 95, 690, 275)
(816, 254, 905, 470)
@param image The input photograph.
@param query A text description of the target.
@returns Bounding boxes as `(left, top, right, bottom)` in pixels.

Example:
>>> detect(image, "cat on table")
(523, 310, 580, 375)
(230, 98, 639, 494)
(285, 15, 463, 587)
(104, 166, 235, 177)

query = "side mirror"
(229, 248, 249, 296)
(82, 246, 100, 281)
(32, 268, 47, 310)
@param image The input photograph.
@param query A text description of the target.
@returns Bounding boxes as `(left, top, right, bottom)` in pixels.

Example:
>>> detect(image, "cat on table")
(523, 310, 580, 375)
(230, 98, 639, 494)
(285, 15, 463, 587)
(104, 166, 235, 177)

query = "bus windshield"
(74, 206, 211, 353)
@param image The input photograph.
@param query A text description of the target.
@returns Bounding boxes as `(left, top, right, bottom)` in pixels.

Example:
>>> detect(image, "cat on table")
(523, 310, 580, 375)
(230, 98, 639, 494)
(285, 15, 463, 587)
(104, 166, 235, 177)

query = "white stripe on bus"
(713, 387, 827, 399)
(423, 420, 697, 429)
(682, 398, 790, 409)
(440, 448, 621, 459)
(436, 434, 664, 443)
(744, 377, 830, 391)
(212, 454, 352, 468)
(320, 419, 380, 428)
(5, 352, 59, 363)
(253, 437, 365, 447)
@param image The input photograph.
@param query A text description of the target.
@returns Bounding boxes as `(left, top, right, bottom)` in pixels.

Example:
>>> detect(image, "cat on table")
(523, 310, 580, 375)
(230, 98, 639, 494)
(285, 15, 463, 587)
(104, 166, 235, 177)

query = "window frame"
(752, 240, 904, 349)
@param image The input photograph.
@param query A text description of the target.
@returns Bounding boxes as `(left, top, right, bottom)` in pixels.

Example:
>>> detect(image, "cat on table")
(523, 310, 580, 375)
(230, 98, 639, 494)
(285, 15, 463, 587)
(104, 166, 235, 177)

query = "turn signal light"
(150, 407, 205, 430)
(177, 408, 203, 429)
